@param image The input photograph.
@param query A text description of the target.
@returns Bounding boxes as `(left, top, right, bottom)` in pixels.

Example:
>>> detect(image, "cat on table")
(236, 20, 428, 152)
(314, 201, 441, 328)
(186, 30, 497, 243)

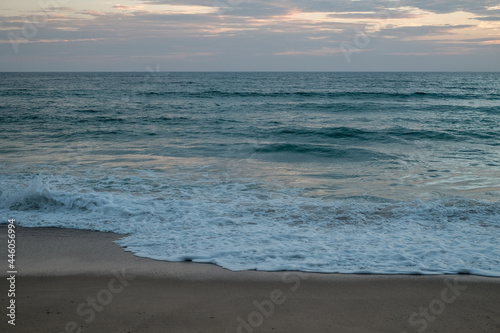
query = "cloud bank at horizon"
(1, 0, 499, 71)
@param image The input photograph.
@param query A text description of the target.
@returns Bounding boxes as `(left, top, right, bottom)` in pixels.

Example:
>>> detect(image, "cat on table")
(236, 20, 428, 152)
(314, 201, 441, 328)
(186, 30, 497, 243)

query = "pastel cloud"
(0, 0, 498, 71)
(113, 4, 146, 10)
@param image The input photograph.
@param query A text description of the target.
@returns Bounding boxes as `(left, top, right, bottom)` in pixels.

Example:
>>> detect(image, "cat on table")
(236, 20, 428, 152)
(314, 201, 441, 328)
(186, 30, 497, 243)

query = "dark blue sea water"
(1, 72, 499, 275)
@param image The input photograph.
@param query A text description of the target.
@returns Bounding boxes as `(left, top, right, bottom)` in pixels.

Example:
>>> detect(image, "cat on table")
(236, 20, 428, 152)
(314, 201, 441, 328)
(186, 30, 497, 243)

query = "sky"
(1, 0, 499, 71)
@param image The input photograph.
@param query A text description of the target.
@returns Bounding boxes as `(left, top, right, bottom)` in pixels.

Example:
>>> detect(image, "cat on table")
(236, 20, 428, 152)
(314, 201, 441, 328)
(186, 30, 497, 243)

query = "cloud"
(129, 52, 215, 59)
(379, 24, 475, 37)
(1, 0, 499, 71)
(113, 4, 146, 10)
(475, 16, 500, 21)
(141, 0, 499, 17)
(0, 37, 106, 44)
(141, 0, 386, 18)
(77, 10, 108, 18)
(373, 0, 493, 15)
(273, 47, 346, 56)
(327, 9, 418, 20)
(480, 40, 500, 45)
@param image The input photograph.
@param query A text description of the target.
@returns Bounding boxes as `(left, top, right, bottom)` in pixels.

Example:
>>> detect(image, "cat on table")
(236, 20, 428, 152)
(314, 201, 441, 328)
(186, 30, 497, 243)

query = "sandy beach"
(1, 225, 499, 333)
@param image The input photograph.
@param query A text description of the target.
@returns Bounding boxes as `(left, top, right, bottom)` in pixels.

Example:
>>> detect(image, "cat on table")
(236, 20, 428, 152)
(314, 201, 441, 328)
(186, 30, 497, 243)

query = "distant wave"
(278, 127, 371, 139)
(253, 143, 396, 161)
(273, 127, 474, 143)
(134, 90, 483, 100)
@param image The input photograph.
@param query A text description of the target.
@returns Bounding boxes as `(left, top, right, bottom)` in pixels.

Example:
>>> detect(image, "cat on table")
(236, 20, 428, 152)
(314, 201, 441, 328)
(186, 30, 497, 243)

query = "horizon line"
(1, 70, 499, 73)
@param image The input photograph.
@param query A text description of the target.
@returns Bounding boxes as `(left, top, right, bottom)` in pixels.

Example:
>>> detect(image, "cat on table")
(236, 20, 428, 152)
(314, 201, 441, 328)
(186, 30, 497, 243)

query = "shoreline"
(1, 225, 499, 332)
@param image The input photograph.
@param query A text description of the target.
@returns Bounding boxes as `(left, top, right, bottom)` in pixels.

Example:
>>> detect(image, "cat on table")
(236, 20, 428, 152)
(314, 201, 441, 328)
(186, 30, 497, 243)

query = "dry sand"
(0, 225, 499, 333)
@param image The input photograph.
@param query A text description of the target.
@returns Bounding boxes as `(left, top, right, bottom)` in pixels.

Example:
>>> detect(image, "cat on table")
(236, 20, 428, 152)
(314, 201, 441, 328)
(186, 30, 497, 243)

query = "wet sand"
(1, 226, 499, 332)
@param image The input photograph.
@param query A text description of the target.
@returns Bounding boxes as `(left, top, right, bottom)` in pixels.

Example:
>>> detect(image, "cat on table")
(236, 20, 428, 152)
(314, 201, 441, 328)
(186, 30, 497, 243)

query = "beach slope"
(1, 226, 499, 333)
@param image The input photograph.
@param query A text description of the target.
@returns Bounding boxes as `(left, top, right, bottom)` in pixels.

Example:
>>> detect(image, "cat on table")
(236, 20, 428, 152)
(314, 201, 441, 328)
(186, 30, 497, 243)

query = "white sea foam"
(2, 73, 500, 276)
(1, 172, 499, 276)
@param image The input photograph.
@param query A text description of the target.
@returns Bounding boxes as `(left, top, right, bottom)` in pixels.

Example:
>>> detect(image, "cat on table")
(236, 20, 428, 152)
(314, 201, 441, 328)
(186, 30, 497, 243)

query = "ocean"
(1, 72, 499, 276)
